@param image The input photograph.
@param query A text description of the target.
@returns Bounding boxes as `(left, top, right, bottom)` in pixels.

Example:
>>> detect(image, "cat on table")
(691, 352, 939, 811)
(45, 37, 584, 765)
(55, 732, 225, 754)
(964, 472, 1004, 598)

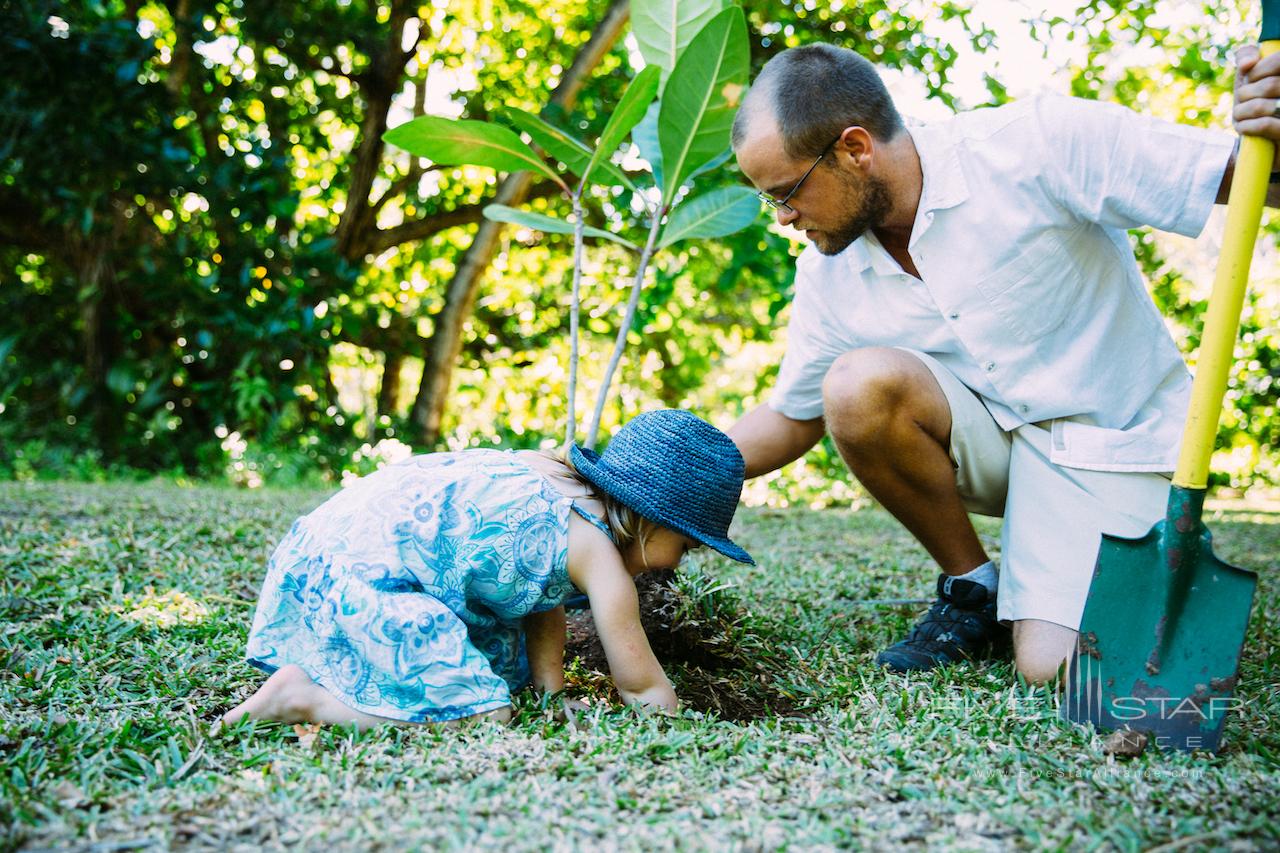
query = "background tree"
(1, 0, 635, 471)
(3, 0, 1273, 492)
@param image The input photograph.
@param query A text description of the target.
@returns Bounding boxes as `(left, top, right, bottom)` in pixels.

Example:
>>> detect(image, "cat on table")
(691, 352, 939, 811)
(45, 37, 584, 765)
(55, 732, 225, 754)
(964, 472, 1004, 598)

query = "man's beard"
(811, 173, 893, 257)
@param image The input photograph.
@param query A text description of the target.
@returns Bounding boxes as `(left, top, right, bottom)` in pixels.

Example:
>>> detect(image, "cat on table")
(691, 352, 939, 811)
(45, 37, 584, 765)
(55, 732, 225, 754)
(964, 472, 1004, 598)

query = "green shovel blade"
(1062, 487, 1257, 752)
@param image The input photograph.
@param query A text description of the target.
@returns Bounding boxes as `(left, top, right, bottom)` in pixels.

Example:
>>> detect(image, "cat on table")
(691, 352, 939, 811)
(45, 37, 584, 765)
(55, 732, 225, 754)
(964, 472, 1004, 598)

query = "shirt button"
(1020, 404, 1030, 414)
(948, 312, 959, 320)
(984, 362, 996, 372)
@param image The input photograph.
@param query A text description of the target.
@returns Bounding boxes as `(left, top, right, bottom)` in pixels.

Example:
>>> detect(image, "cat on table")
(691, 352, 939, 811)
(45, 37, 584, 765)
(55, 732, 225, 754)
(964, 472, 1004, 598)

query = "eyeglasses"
(757, 136, 840, 214)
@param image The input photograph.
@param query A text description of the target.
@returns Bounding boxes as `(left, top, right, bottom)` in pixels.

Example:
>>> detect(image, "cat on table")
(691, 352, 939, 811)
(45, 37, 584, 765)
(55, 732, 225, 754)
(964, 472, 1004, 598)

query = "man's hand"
(1233, 45, 1280, 142)
(1219, 46, 1280, 206)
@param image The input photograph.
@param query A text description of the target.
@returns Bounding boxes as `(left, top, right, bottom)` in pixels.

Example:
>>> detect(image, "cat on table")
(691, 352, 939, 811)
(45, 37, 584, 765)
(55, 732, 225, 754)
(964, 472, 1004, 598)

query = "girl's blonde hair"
(559, 448, 653, 552)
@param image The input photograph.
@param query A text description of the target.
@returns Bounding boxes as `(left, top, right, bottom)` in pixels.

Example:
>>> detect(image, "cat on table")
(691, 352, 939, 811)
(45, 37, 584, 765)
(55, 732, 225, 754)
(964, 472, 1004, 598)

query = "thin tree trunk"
(336, 0, 420, 260)
(563, 191, 586, 452)
(164, 0, 192, 100)
(72, 234, 117, 452)
(377, 352, 405, 418)
(409, 0, 631, 447)
(584, 213, 664, 450)
(410, 178, 533, 445)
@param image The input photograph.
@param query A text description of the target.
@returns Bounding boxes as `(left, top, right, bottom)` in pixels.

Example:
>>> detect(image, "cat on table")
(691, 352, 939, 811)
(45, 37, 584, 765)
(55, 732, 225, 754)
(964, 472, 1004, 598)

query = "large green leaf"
(582, 65, 660, 188)
(483, 204, 638, 250)
(632, 99, 664, 191)
(657, 6, 748, 200)
(657, 186, 759, 248)
(502, 108, 634, 192)
(383, 116, 566, 189)
(686, 147, 733, 183)
(632, 0, 730, 85)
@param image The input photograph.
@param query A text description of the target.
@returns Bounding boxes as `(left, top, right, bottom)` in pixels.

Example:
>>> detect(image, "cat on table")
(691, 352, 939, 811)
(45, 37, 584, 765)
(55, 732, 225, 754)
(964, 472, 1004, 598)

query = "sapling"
(383, 0, 759, 450)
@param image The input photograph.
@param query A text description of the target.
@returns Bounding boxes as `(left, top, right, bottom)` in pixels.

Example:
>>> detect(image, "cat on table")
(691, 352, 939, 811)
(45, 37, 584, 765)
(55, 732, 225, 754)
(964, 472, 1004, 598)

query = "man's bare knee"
(1013, 619, 1076, 684)
(1016, 654, 1067, 685)
(822, 348, 948, 448)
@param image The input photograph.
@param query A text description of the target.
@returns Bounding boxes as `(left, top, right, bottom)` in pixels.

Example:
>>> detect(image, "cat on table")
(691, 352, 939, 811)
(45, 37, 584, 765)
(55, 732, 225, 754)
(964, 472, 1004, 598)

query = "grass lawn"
(3, 480, 1278, 850)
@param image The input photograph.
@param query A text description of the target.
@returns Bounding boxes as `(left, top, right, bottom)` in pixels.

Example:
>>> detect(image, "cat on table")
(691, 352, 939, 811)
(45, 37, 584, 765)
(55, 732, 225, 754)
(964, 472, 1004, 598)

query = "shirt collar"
(909, 120, 970, 214)
(837, 118, 971, 273)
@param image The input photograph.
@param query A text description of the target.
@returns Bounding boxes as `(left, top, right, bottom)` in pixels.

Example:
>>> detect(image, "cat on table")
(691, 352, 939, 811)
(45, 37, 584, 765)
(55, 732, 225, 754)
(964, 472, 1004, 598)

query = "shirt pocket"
(972, 228, 1082, 343)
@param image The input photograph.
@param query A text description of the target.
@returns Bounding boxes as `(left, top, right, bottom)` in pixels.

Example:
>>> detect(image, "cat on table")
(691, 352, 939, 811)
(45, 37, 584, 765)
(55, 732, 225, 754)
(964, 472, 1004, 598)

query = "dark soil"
(564, 572, 799, 722)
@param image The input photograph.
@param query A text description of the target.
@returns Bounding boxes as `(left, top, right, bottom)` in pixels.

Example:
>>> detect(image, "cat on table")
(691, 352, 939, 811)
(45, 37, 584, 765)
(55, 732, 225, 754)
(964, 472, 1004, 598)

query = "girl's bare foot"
(221, 664, 513, 729)
(221, 665, 388, 729)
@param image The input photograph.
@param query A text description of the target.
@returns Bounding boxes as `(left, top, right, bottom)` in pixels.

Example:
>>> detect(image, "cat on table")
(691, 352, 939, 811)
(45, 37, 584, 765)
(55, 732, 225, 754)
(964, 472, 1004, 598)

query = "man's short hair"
(732, 43, 905, 158)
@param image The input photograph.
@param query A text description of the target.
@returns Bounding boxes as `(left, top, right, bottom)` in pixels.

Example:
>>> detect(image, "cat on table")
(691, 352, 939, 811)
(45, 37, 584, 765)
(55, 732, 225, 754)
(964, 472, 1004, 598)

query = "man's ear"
(835, 126, 875, 171)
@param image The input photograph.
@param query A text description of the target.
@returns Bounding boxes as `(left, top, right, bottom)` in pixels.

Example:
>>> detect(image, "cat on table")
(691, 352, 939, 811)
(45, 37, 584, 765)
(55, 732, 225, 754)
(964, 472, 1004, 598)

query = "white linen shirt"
(770, 94, 1236, 472)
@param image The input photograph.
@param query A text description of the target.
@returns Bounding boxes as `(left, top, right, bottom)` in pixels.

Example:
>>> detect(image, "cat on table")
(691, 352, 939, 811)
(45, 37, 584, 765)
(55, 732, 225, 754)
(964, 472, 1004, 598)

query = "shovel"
(1062, 1, 1277, 753)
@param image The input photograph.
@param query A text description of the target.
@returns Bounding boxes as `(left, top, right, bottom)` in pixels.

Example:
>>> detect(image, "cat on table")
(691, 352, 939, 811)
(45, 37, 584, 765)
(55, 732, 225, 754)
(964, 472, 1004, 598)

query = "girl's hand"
(618, 682, 679, 714)
(565, 515, 678, 715)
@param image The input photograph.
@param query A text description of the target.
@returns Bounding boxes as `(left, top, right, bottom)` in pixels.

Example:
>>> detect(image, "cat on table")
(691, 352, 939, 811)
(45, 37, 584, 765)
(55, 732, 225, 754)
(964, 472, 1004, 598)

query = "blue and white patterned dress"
(245, 449, 604, 722)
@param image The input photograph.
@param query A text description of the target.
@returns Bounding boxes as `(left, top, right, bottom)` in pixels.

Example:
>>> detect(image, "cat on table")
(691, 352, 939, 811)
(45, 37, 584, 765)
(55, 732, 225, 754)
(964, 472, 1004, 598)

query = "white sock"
(953, 560, 998, 592)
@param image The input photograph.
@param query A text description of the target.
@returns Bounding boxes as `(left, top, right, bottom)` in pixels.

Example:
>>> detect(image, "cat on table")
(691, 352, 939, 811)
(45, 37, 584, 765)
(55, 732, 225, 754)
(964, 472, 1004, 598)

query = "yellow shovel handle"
(1173, 40, 1279, 490)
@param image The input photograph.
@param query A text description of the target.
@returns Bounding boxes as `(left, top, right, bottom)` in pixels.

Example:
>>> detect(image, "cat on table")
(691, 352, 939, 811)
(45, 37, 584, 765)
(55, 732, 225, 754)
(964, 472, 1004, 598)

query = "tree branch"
(335, 0, 422, 260)
(364, 180, 563, 256)
(366, 77, 430, 222)
(162, 0, 193, 99)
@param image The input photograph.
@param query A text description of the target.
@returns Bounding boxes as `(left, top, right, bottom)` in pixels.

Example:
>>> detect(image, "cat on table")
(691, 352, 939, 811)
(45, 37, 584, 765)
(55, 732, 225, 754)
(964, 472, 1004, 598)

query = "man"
(729, 42, 1280, 682)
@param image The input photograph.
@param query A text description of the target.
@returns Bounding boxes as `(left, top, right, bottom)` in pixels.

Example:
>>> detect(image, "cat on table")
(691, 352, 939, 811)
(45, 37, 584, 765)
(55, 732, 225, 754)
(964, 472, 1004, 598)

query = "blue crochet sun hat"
(569, 409, 754, 565)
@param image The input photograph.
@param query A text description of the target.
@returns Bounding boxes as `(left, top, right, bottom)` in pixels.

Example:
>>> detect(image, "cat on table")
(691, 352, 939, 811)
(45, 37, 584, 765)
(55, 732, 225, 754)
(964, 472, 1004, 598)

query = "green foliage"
(1043, 0, 1280, 488)
(632, 0, 730, 83)
(9, 0, 1272, 492)
(0, 0, 386, 470)
(582, 64, 661, 187)
(657, 6, 749, 199)
(4, 0, 990, 488)
(632, 101, 668, 193)
(381, 3, 763, 447)
(382, 116, 569, 191)
(657, 186, 760, 248)
(482, 204, 638, 249)
(502, 108, 634, 190)
(1, 0, 631, 477)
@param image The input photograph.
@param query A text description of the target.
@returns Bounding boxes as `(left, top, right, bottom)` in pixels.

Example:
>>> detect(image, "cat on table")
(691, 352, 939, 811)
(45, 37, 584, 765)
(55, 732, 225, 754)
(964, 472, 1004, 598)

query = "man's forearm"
(727, 403, 826, 479)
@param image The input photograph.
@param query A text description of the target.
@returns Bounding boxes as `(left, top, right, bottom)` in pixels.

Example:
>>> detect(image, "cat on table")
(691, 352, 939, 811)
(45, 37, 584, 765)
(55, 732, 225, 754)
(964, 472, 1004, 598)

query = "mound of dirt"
(564, 572, 798, 722)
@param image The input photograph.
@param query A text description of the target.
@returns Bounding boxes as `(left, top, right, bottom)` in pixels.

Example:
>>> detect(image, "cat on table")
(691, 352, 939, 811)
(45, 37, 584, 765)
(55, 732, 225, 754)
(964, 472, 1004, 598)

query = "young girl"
(223, 409, 754, 728)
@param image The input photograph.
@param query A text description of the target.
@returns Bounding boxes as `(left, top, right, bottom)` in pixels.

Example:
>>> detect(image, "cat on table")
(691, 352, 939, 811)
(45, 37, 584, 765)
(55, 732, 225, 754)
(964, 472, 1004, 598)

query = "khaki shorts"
(903, 349, 1171, 631)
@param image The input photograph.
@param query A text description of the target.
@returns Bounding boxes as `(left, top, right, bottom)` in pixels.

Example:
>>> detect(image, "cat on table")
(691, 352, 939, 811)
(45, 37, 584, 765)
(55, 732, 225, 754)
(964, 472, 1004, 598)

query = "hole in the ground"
(564, 571, 800, 722)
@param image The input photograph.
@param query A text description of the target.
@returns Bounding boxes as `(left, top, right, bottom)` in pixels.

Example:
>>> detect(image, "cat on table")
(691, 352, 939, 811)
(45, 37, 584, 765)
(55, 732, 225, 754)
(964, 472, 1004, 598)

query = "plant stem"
(563, 187, 586, 453)
(584, 208, 665, 450)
